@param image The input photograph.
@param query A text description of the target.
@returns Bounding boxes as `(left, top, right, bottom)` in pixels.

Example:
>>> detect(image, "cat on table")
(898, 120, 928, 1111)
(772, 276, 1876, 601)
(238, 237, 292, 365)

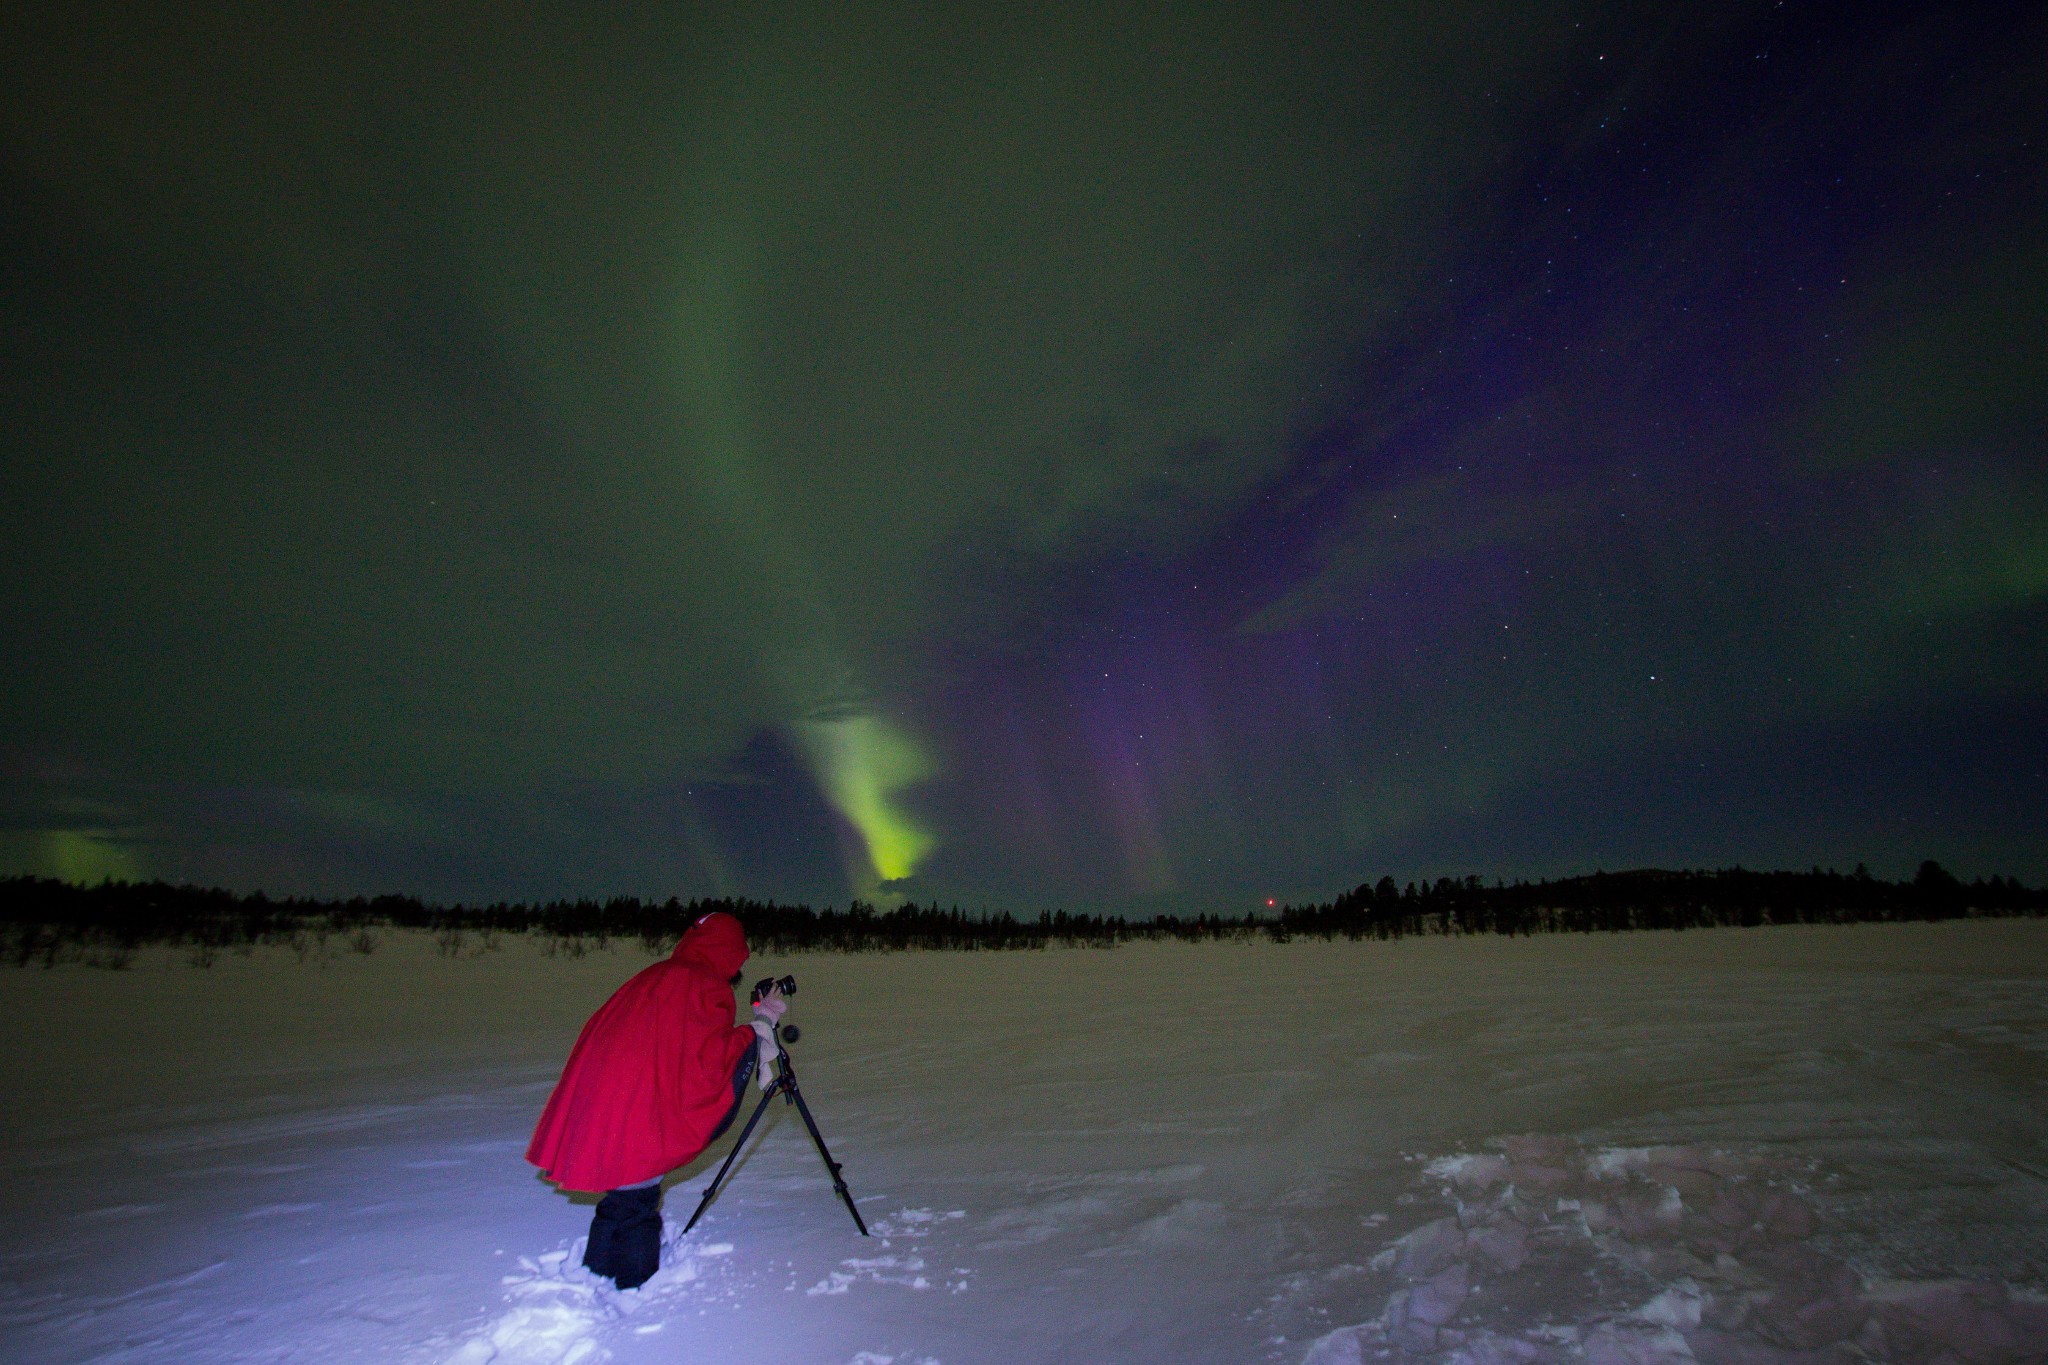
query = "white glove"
(748, 1019, 777, 1089)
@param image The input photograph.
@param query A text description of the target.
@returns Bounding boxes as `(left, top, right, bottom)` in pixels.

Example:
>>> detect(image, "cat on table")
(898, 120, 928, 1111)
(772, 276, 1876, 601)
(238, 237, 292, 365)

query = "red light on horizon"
(1266, 897, 1276, 907)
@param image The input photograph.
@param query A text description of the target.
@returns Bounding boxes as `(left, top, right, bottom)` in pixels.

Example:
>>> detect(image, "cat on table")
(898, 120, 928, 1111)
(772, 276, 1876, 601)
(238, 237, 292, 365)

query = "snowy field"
(2, 921, 2046, 1365)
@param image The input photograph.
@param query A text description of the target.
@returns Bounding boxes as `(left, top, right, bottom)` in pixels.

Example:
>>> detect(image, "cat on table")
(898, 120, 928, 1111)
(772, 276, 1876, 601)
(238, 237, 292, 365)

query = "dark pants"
(583, 1046, 758, 1289)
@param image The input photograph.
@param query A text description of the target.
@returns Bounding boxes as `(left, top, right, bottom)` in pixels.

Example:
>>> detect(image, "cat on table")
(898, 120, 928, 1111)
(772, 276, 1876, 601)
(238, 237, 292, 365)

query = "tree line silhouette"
(2, 861, 2041, 966)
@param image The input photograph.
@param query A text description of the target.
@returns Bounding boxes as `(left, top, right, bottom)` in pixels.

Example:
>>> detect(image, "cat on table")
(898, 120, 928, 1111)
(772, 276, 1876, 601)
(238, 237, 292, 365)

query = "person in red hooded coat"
(526, 911, 786, 1289)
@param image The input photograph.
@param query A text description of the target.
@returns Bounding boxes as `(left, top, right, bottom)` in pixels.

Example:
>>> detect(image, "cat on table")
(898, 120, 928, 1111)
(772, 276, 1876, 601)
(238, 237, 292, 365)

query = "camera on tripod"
(751, 975, 800, 1043)
(750, 974, 796, 1004)
(688, 961, 865, 1238)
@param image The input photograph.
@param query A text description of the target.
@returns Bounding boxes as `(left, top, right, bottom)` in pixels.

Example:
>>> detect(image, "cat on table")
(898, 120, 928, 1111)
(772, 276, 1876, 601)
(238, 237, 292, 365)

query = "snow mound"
(443, 1248, 610, 1365)
(1307, 1139, 2048, 1365)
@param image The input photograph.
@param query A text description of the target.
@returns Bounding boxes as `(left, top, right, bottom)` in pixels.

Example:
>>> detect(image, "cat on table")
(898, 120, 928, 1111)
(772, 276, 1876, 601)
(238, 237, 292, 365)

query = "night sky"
(3, 2, 2043, 912)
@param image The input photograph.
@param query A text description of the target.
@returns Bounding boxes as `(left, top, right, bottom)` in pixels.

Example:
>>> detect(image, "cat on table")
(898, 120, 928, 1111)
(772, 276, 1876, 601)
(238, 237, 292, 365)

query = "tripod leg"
(681, 1081, 782, 1235)
(786, 1083, 870, 1236)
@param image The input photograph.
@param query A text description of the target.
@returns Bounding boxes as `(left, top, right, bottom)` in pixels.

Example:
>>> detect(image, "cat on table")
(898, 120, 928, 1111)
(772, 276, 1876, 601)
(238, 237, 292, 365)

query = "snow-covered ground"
(2, 921, 2045, 1364)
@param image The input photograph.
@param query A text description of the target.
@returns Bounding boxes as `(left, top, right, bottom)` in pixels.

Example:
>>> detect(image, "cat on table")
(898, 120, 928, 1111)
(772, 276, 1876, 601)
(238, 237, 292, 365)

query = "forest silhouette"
(3, 862, 2041, 967)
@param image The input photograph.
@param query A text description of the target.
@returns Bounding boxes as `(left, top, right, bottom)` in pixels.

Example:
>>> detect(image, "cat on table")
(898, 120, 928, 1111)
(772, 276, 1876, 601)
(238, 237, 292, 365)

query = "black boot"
(583, 1183, 663, 1290)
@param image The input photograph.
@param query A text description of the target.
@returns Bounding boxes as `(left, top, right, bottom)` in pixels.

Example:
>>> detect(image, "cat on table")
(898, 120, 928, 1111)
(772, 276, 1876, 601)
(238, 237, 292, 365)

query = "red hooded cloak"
(526, 912, 756, 1192)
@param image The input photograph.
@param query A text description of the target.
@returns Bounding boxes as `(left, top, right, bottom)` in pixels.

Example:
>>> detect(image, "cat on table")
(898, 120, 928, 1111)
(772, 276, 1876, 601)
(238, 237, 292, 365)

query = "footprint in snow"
(443, 1239, 738, 1364)
(810, 1208, 973, 1297)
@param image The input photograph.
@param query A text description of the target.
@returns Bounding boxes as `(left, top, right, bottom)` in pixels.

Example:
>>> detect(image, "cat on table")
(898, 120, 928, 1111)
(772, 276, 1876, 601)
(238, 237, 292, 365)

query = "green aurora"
(2, 2, 2043, 907)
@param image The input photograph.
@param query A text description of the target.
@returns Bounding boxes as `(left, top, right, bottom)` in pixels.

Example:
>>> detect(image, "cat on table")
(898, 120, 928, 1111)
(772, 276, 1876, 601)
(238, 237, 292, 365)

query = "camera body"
(751, 974, 800, 1043)
(750, 974, 796, 1004)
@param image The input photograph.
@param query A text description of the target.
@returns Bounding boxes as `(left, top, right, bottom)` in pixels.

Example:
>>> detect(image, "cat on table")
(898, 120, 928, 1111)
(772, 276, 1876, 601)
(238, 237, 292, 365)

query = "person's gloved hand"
(748, 1018, 778, 1089)
(751, 992, 788, 1024)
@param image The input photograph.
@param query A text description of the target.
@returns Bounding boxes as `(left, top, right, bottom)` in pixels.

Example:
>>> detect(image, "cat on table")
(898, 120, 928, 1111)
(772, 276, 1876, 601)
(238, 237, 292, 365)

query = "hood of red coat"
(672, 911, 749, 978)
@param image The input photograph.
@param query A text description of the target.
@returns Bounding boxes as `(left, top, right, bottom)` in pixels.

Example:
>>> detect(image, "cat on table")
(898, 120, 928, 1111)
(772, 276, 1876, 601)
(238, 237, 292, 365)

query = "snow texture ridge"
(1304, 1138, 2048, 1365)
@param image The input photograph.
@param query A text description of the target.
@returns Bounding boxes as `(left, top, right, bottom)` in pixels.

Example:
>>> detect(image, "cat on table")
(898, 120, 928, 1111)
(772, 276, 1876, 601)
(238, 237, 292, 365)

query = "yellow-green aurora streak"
(673, 182, 938, 897)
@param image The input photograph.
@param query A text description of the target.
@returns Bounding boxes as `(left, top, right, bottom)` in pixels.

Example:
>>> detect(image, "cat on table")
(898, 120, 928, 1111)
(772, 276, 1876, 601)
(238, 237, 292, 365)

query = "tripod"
(682, 1027, 869, 1237)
